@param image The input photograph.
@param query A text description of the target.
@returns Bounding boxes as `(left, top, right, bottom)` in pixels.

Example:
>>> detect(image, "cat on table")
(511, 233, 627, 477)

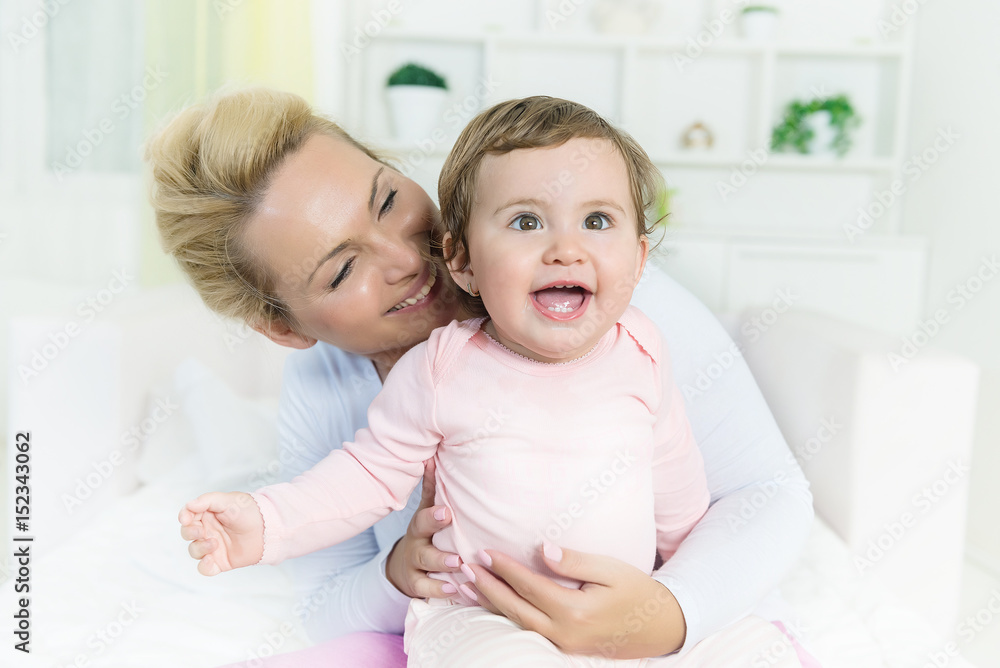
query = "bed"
(0, 276, 980, 667)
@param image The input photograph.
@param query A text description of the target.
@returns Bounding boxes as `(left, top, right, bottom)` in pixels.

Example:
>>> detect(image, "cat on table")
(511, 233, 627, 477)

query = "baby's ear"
(633, 234, 650, 285)
(442, 232, 478, 296)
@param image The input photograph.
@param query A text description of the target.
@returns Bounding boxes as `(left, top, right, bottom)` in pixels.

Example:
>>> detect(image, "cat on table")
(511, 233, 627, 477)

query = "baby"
(180, 97, 789, 667)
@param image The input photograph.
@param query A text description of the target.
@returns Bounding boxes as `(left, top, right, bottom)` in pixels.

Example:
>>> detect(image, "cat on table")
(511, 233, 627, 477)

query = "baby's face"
(455, 137, 648, 363)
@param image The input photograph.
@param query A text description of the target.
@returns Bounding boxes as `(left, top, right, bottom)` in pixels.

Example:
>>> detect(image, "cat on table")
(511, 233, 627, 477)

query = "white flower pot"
(386, 86, 448, 143)
(741, 10, 779, 42)
(806, 110, 837, 157)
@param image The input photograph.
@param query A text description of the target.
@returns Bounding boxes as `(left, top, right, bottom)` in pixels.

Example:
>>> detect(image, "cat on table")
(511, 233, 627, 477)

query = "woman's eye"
(379, 188, 397, 218)
(584, 213, 612, 230)
(510, 214, 541, 231)
(330, 258, 354, 290)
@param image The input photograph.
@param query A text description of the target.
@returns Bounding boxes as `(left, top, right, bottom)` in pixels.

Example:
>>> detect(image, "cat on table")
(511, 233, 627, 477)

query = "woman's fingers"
(467, 553, 557, 633)
(410, 573, 461, 600)
(383, 460, 460, 597)
(475, 548, 569, 613)
(539, 542, 618, 587)
(469, 566, 552, 633)
(420, 458, 438, 506)
(415, 540, 461, 573)
(462, 577, 503, 614)
(409, 459, 451, 541)
(408, 503, 452, 542)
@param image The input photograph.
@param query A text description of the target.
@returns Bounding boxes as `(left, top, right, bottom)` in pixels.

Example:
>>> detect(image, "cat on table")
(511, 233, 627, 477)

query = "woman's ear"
(442, 232, 478, 297)
(252, 319, 317, 350)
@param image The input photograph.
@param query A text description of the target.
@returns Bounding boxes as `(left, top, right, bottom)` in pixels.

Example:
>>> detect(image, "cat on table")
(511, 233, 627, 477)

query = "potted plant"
(385, 62, 448, 143)
(740, 5, 779, 42)
(770, 94, 861, 158)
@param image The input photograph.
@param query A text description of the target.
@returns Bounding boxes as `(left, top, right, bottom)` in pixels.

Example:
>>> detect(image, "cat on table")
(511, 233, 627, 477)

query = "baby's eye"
(510, 214, 541, 231)
(583, 213, 612, 230)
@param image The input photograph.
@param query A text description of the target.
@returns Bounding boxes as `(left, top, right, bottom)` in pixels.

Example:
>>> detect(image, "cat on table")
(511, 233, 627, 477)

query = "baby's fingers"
(197, 554, 223, 577)
(180, 524, 202, 541)
(187, 537, 217, 560)
(178, 505, 198, 525)
(185, 491, 235, 515)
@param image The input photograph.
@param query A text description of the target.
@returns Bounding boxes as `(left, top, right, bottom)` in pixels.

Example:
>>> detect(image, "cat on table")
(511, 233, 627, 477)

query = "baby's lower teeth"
(547, 306, 573, 313)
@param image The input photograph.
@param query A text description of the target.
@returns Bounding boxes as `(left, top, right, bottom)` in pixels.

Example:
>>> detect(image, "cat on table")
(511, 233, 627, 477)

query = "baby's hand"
(178, 492, 264, 575)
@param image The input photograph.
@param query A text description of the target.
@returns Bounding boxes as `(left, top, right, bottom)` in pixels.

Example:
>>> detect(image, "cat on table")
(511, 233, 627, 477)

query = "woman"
(150, 88, 814, 665)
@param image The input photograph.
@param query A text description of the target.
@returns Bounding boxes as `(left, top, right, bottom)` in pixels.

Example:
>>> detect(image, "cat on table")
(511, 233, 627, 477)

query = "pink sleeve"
(251, 341, 442, 565)
(650, 345, 711, 562)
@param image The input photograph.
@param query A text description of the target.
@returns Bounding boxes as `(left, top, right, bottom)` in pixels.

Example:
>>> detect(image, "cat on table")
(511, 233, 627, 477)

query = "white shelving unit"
(334, 0, 926, 335)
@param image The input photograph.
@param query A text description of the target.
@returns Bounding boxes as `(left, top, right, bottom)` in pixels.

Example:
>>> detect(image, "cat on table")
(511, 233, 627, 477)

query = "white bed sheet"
(780, 519, 977, 668)
(0, 453, 978, 668)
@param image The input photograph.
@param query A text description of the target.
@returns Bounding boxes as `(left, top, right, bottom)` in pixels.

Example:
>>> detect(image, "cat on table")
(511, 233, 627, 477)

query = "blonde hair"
(437, 96, 664, 317)
(145, 87, 383, 330)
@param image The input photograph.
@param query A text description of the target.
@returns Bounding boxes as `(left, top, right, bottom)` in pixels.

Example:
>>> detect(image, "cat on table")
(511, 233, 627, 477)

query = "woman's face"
(243, 133, 462, 357)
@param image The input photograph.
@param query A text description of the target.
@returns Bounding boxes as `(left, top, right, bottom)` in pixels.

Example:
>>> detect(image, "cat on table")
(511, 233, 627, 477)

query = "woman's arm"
(633, 262, 815, 651)
(267, 344, 420, 640)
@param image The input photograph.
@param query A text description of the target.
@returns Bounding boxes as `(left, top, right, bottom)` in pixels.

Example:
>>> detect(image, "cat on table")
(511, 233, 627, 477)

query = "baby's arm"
(180, 341, 442, 573)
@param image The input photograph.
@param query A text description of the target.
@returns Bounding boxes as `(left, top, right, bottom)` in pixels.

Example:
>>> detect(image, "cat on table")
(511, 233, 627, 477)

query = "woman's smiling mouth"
(387, 263, 438, 313)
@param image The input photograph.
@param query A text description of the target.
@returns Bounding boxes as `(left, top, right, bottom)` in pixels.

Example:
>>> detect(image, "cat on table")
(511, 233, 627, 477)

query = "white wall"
(901, 0, 1000, 576)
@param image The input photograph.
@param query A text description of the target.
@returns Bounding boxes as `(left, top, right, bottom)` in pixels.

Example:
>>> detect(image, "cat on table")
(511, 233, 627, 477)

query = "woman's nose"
(372, 228, 424, 284)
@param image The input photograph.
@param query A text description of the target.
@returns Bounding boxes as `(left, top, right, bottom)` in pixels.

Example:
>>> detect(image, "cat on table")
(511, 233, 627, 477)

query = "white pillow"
(136, 358, 279, 490)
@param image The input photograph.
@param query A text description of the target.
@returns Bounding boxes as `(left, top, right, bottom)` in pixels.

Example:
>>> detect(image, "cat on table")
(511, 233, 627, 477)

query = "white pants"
(404, 598, 805, 668)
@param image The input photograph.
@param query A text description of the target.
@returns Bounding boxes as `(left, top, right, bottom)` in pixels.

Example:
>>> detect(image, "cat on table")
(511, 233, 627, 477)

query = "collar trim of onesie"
(477, 319, 616, 371)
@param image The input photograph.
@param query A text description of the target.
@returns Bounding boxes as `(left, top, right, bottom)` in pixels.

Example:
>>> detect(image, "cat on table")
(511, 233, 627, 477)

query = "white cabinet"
(331, 0, 926, 333)
(654, 231, 926, 334)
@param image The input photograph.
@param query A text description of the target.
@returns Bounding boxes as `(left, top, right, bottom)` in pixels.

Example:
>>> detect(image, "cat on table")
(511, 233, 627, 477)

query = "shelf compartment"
(628, 49, 762, 161)
(491, 44, 623, 122)
(770, 54, 903, 160)
(355, 39, 486, 149)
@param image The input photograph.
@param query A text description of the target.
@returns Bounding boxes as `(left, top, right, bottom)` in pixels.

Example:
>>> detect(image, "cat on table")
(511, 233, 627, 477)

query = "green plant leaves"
(386, 62, 448, 89)
(770, 94, 861, 156)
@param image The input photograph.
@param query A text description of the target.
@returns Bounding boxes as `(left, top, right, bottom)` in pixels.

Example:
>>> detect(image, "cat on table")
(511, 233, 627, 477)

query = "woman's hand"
(467, 544, 686, 660)
(385, 458, 463, 599)
(178, 491, 264, 575)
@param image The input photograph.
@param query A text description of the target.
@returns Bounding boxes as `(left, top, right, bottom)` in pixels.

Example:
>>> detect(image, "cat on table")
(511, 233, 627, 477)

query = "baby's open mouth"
(532, 285, 590, 314)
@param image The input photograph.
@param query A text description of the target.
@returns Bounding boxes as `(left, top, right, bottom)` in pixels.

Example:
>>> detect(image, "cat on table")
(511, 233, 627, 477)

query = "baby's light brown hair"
(437, 96, 664, 317)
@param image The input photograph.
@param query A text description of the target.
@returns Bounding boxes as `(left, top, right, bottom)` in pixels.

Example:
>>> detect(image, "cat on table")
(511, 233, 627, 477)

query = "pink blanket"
(218, 623, 821, 667)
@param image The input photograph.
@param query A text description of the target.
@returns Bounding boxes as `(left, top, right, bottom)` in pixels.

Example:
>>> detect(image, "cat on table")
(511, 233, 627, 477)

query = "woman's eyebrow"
(305, 167, 384, 287)
(368, 167, 384, 213)
(308, 240, 350, 286)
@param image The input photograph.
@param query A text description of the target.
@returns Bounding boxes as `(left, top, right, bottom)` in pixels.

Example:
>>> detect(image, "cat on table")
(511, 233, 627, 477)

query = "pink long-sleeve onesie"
(251, 305, 710, 594)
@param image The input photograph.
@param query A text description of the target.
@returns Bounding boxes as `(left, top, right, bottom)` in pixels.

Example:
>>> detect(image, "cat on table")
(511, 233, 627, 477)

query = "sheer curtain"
(46, 0, 145, 175)
(0, 0, 316, 285)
